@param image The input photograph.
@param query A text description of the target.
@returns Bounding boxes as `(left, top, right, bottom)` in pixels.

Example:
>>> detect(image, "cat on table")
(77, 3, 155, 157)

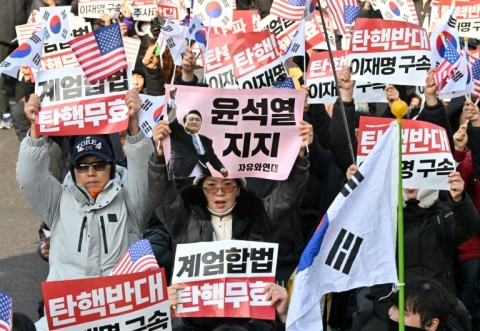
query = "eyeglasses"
(73, 160, 111, 173)
(203, 183, 237, 194)
(186, 117, 202, 123)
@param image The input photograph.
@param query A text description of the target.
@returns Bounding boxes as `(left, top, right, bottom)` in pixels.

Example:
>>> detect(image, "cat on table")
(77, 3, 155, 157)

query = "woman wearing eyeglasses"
(148, 119, 312, 246)
(16, 90, 154, 282)
(148, 119, 311, 330)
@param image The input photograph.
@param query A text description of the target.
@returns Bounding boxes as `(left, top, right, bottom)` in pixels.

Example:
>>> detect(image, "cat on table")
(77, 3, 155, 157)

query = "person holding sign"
(147, 118, 312, 329)
(16, 90, 154, 281)
(149, 118, 311, 244)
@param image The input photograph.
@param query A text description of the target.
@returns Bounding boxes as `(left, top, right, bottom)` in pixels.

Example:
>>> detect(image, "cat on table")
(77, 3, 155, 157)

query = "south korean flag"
(193, 0, 233, 29)
(41, 6, 71, 44)
(0, 28, 45, 79)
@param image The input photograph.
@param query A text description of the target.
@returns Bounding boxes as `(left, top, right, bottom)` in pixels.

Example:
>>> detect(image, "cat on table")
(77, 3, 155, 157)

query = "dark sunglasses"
(73, 160, 111, 173)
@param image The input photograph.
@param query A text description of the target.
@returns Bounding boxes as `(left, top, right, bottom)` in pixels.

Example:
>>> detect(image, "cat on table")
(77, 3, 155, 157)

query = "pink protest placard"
(163, 85, 304, 180)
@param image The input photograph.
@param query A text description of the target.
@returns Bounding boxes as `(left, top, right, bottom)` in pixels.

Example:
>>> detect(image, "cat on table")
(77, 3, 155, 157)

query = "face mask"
(388, 318, 425, 331)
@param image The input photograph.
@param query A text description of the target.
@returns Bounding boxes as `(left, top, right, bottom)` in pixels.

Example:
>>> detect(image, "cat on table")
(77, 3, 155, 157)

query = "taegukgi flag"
(0, 28, 45, 79)
(193, 0, 234, 28)
(286, 121, 399, 331)
(41, 6, 71, 44)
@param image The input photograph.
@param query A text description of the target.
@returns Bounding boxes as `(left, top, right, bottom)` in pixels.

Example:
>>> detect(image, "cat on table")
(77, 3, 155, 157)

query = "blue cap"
(71, 135, 113, 163)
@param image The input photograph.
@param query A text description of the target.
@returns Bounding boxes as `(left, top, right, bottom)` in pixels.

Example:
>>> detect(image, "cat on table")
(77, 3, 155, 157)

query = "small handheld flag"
(0, 291, 12, 331)
(69, 23, 128, 84)
(111, 239, 160, 275)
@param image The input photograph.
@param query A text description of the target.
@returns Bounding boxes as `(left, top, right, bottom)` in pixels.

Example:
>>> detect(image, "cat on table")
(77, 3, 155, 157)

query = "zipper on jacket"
(77, 216, 87, 253)
(100, 216, 108, 254)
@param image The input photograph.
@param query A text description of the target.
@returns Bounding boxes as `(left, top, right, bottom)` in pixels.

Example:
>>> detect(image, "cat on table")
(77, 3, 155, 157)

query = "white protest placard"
(306, 51, 387, 104)
(172, 240, 277, 319)
(348, 18, 431, 86)
(357, 117, 455, 190)
(34, 66, 131, 135)
(77, 0, 122, 19)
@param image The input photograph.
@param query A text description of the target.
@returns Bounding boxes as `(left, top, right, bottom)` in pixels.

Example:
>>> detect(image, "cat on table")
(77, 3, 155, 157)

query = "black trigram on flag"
(340, 170, 364, 197)
(141, 99, 153, 111)
(325, 228, 363, 275)
(448, 15, 457, 28)
(30, 34, 42, 44)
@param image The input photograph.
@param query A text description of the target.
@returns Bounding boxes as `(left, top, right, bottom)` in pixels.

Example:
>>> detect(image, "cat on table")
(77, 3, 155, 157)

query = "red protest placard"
(357, 117, 454, 190)
(42, 269, 171, 331)
(34, 66, 131, 136)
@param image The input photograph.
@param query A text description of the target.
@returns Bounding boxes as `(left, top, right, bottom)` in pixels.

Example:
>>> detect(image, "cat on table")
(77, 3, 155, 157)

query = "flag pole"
(201, 17, 212, 84)
(317, 8, 355, 165)
(391, 99, 408, 331)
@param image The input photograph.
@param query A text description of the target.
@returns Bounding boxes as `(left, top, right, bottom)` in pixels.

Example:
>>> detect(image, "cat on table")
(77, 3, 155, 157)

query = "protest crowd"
(2, 0, 480, 330)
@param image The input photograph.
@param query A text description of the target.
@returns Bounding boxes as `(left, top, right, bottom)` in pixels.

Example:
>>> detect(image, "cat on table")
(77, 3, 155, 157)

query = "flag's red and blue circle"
(206, 1, 223, 18)
(195, 30, 207, 47)
(153, 106, 164, 123)
(436, 32, 457, 58)
(50, 15, 62, 34)
(388, 1, 401, 16)
(11, 43, 32, 58)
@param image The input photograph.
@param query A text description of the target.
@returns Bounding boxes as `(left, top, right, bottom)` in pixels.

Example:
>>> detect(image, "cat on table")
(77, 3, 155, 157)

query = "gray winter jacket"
(17, 131, 153, 281)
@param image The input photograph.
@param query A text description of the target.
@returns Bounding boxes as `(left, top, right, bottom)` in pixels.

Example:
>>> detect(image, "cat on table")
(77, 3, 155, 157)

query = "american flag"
(469, 52, 480, 99)
(15, 23, 42, 45)
(434, 37, 460, 90)
(274, 77, 297, 89)
(69, 23, 127, 84)
(437, 47, 473, 98)
(122, 36, 141, 66)
(429, 1, 458, 68)
(0, 291, 12, 331)
(270, 0, 307, 21)
(325, 0, 360, 36)
(111, 239, 159, 275)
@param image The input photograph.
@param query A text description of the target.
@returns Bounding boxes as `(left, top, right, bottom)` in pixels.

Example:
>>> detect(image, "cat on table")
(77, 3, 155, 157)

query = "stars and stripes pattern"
(15, 22, 42, 45)
(274, 77, 297, 89)
(69, 23, 127, 84)
(270, 0, 307, 21)
(0, 291, 12, 331)
(326, 0, 361, 36)
(434, 37, 460, 90)
(429, 1, 458, 68)
(469, 52, 480, 99)
(436, 47, 473, 99)
(111, 239, 160, 275)
(122, 36, 141, 66)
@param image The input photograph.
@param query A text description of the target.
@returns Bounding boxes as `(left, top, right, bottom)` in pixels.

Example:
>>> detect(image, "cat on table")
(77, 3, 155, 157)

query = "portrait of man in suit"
(168, 109, 229, 179)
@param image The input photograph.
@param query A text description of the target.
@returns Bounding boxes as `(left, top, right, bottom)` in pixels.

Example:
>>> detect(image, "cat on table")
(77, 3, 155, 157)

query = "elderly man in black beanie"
(16, 90, 154, 282)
